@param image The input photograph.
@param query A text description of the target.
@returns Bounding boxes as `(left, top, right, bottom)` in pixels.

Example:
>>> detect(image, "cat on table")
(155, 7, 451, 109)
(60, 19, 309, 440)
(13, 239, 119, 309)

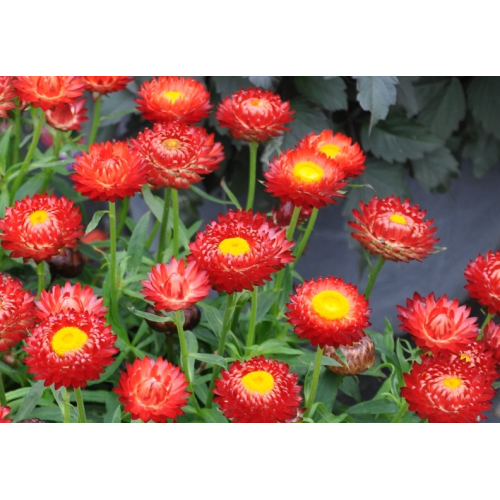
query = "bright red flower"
(298, 130, 366, 178)
(213, 356, 303, 423)
(114, 356, 190, 423)
(216, 87, 294, 143)
(0, 76, 17, 118)
(483, 321, 500, 365)
(188, 209, 294, 294)
(464, 251, 500, 315)
(349, 196, 439, 263)
(397, 293, 479, 355)
(402, 352, 496, 423)
(264, 148, 347, 208)
(131, 121, 224, 190)
(0, 406, 13, 423)
(14, 76, 86, 111)
(45, 98, 87, 131)
(71, 141, 149, 202)
(0, 194, 84, 264)
(24, 310, 118, 389)
(136, 76, 211, 124)
(141, 257, 211, 312)
(81, 76, 132, 96)
(286, 276, 370, 348)
(0, 274, 37, 352)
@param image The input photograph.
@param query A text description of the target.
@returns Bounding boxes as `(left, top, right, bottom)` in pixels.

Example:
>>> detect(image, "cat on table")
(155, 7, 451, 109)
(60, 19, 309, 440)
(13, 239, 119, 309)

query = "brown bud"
(18, 418, 45, 423)
(145, 304, 201, 334)
(49, 247, 85, 278)
(323, 334, 375, 375)
(2, 351, 18, 367)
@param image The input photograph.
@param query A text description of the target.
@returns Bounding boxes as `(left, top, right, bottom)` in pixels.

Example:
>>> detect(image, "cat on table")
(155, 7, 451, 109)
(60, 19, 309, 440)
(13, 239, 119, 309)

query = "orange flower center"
(320, 144, 341, 158)
(389, 214, 407, 225)
(443, 376, 463, 390)
(293, 161, 324, 184)
(163, 91, 182, 103)
(312, 290, 350, 320)
(218, 237, 250, 256)
(29, 210, 49, 225)
(51, 326, 88, 356)
(161, 138, 182, 150)
(460, 353, 471, 362)
(241, 370, 274, 395)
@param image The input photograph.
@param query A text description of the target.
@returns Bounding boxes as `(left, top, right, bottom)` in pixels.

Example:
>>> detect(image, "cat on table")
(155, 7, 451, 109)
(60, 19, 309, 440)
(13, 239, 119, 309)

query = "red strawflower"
(286, 276, 370, 348)
(213, 356, 303, 423)
(349, 196, 439, 263)
(0, 193, 84, 264)
(298, 130, 366, 178)
(0, 406, 13, 423)
(131, 121, 224, 190)
(24, 310, 118, 389)
(397, 293, 479, 355)
(402, 352, 496, 423)
(264, 148, 347, 208)
(81, 76, 132, 96)
(216, 87, 294, 143)
(464, 251, 500, 315)
(0, 274, 37, 352)
(45, 98, 87, 131)
(14, 76, 86, 111)
(136, 76, 211, 124)
(271, 200, 313, 228)
(188, 209, 294, 294)
(71, 141, 149, 202)
(114, 356, 190, 423)
(0, 76, 17, 118)
(483, 321, 500, 365)
(36, 281, 106, 321)
(141, 257, 211, 312)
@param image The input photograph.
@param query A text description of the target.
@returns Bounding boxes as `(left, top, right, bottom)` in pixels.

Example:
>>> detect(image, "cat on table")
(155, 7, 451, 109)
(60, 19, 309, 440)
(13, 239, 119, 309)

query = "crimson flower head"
(114, 356, 190, 423)
(213, 356, 303, 423)
(0, 406, 13, 423)
(0, 193, 84, 264)
(0, 76, 17, 118)
(141, 257, 211, 313)
(81, 76, 132, 97)
(349, 196, 439, 263)
(24, 310, 118, 389)
(136, 76, 211, 124)
(272, 200, 313, 229)
(447, 341, 499, 385)
(71, 141, 149, 202)
(483, 321, 500, 365)
(397, 293, 479, 355)
(14, 76, 86, 111)
(45, 98, 87, 131)
(0, 274, 37, 352)
(402, 351, 496, 423)
(286, 276, 370, 348)
(216, 87, 294, 143)
(131, 121, 224, 190)
(188, 209, 294, 294)
(264, 148, 347, 208)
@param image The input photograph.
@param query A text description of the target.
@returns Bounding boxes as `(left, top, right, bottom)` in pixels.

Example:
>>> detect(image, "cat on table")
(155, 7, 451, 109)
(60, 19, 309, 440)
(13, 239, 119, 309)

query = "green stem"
(391, 400, 409, 423)
(246, 287, 259, 348)
(116, 196, 130, 237)
(156, 188, 172, 262)
(292, 207, 318, 264)
(304, 345, 324, 419)
(146, 219, 160, 250)
(0, 374, 7, 406)
(108, 201, 121, 337)
(171, 188, 179, 257)
(246, 141, 258, 210)
(166, 334, 175, 363)
(40, 130, 63, 194)
(88, 95, 102, 146)
(10, 108, 44, 202)
(11, 108, 22, 167)
(364, 256, 386, 300)
(36, 261, 45, 298)
(478, 312, 495, 340)
(63, 387, 71, 424)
(74, 387, 87, 423)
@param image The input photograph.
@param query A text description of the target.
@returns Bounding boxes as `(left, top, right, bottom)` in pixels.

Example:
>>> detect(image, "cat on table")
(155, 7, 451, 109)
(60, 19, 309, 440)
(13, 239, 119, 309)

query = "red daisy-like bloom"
(216, 87, 294, 143)
(298, 130, 366, 178)
(397, 293, 479, 355)
(464, 251, 500, 315)
(483, 321, 500, 365)
(14, 76, 86, 111)
(0, 406, 13, 423)
(136, 76, 211, 124)
(141, 257, 211, 312)
(264, 148, 347, 208)
(188, 209, 294, 294)
(349, 196, 439, 263)
(45, 98, 87, 131)
(0, 193, 84, 264)
(36, 281, 106, 321)
(114, 356, 190, 423)
(213, 356, 302, 423)
(131, 121, 224, 190)
(0, 76, 17, 118)
(402, 352, 496, 423)
(447, 341, 499, 385)
(0, 274, 37, 352)
(24, 310, 118, 389)
(286, 276, 370, 348)
(81, 76, 132, 96)
(71, 141, 149, 202)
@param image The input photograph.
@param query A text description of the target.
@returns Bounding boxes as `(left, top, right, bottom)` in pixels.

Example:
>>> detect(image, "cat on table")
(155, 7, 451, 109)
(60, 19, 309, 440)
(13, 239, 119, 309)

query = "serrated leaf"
(294, 76, 347, 112)
(396, 76, 419, 116)
(85, 210, 107, 236)
(468, 77, 500, 140)
(188, 353, 227, 370)
(411, 146, 459, 192)
(127, 211, 150, 273)
(463, 129, 500, 178)
(212, 76, 252, 97)
(13, 381, 46, 422)
(248, 76, 280, 90)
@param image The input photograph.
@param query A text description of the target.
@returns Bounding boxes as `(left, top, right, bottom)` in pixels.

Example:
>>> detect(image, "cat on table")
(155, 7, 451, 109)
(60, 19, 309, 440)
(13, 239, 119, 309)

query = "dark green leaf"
(13, 381, 46, 422)
(412, 146, 459, 192)
(315, 403, 349, 423)
(185, 330, 198, 384)
(294, 76, 347, 112)
(463, 129, 500, 178)
(0, 125, 12, 174)
(188, 353, 227, 370)
(14, 172, 44, 201)
(212, 76, 252, 97)
(198, 302, 224, 333)
(142, 185, 164, 221)
(396, 339, 411, 374)
(315, 370, 341, 411)
(248, 76, 280, 90)
(468, 77, 500, 140)
(128, 306, 175, 323)
(127, 212, 150, 273)
(255, 289, 279, 324)
(199, 408, 229, 423)
(396, 76, 419, 116)
(339, 376, 361, 403)
(347, 398, 398, 415)
(85, 210, 107, 236)
(250, 339, 303, 357)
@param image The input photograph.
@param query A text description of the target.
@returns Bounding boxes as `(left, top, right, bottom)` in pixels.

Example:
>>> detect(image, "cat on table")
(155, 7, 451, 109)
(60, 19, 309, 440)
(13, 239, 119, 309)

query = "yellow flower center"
(443, 376, 463, 390)
(162, 138, 182, 150)
(218, 237, 250, 256)
(460, 353, 471, 363)
(389, 214, 407, 225)
(29, 210, 49, 225)
(312, 290, 350, 320)
(51, 326, 88, 357)
(320, 144, 341, 158)
(293, 161, 324, 184)
(241, 370, 274, 395)
(163, 91, 182, 103)
(250, 99, 262, 106)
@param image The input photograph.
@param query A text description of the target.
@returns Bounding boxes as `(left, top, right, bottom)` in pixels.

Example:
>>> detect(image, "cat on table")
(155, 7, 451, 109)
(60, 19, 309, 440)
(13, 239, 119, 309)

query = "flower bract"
(0, 406, 13, 423)
(81, 76, 132, 95)
(45, 98, 87, 131)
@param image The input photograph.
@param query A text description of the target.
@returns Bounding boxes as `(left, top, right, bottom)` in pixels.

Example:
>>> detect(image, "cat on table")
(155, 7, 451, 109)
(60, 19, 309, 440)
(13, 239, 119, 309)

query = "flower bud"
(145, 304, 201, 334)
(323, 333, 375, 375)
(49, 247, 85, 278)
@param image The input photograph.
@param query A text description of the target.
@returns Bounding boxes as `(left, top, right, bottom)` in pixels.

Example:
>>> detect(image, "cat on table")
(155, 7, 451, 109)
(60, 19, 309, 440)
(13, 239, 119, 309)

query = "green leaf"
(14, 172, 44, 201)
(396, 76, 419, 116)
(185, 330, 198, 384)
(339, 376, 361, 403)
(468, 77, 500, 140)
(250, 339, 303, 357)
(396, 339, 411, 374)
(315, 403, 349, 423)
(190, 184, 234, 206)
(248, 76, 280, 90)
(463, 129, 500, 178)
(411, 146, 459, 192)
(142, 184, 164, 221)
(212, 76, 252, 97)
(85, 210, 107, 236)
(188, 353, 227, 370)
(199, 408, 229, 423)
(127, 211, 150, 273)
(347, 398, 398, 415)
(294, 76, 347, 112)
(353, 76, 398, 130)
(315, 370, 341, 411)
(198, 302, 224, 333)
(255, 289, 279, 324)
(13, 381, 46, 422)
(0, 125, 12, 175)
(128, 306, 175, 323)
